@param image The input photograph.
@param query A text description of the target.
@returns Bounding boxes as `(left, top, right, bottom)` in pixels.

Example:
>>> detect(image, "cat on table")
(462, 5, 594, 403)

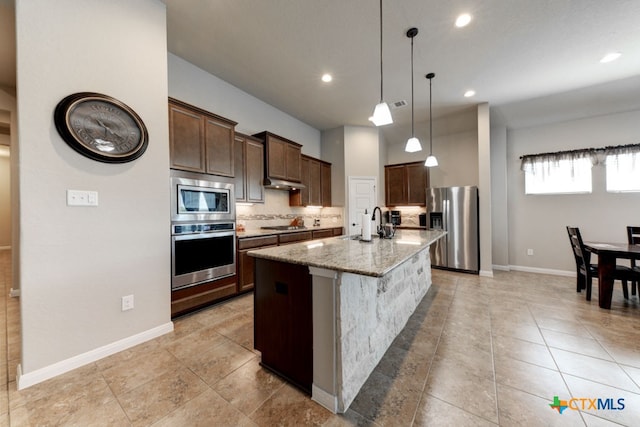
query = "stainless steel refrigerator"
(426, 186, 479, 273)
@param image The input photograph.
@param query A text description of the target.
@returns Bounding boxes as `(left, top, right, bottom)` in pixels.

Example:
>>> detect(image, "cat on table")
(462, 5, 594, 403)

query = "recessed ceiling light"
(464, 90, 476, 98)
(600, 52, 621, 63)
(321, 73, 333, 83)
(455, 14, 472, 28)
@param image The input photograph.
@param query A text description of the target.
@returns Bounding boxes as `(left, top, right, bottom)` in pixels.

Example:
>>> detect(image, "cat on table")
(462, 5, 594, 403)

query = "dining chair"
(626, 226, 640, 296)
(566, 226, 630, 301)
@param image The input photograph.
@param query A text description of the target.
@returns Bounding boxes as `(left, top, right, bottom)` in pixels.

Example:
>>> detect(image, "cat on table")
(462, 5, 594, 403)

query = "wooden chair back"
(567, 226, 591, 278)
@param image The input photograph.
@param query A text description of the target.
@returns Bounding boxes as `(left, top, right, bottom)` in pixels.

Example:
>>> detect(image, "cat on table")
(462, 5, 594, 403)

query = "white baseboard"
(509, 265, 575, 277)
(492, 264, 510, 271)
(9, 288, 20, 298)
(312, 384, 339, 414)
(17, 321, 174, 390)
(479, 269, 494, 278)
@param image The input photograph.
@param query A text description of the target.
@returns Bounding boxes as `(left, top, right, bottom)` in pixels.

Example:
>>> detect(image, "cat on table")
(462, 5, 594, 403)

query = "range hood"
(263, 177, 306, 191)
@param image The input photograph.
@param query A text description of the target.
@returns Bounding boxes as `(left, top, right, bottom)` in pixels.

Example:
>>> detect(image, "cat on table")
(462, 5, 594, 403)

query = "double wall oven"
(170, 170, 236, 291)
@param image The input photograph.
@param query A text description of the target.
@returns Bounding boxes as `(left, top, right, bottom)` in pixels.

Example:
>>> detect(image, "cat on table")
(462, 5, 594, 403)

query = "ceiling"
(2, 1, 640, 135)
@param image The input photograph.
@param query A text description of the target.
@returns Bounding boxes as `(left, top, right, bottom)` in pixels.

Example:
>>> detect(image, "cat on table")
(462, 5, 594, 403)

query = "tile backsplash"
(236, 189, 343, 230)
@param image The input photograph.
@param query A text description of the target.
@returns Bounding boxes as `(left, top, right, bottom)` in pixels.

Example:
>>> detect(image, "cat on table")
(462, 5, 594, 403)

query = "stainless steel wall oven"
(171, 222, 236, 290)
(170, 170, 236, 290)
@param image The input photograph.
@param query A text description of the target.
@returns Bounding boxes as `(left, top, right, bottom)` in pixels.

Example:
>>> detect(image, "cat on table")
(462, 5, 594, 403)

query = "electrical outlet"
(527, 248, 534, 256)
(121, 295, 134, 311)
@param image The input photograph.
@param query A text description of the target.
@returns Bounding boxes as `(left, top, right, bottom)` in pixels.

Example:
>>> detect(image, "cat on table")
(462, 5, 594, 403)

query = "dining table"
(584, 241, 640, 309)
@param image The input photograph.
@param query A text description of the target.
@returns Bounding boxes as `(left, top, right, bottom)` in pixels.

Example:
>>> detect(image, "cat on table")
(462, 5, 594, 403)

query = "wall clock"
(54, 92, 148, 163)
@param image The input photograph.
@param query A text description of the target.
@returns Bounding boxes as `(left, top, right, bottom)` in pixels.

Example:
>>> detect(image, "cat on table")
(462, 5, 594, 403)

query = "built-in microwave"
(170, 170, 235, 223)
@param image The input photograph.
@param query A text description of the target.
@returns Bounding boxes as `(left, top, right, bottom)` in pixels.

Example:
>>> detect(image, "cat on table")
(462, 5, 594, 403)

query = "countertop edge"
(248, 230, 446, 277)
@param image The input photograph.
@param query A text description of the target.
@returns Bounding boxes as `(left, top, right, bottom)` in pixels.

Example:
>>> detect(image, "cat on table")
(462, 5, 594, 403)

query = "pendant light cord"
(429, 76, 432, 154)
(379, 0, 383, 103)
(410, 35, 415, 137)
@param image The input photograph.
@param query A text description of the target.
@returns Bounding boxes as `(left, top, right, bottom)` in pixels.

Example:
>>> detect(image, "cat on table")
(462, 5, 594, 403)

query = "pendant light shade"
(404, 27, 422, 153)
(370, 0, 393, 126)
(424, 72, 438, 167)
(369, 102, 393, 126)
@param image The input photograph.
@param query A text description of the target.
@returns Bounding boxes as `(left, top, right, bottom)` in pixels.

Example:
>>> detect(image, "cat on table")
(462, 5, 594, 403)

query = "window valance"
(520, 143, 640, 175)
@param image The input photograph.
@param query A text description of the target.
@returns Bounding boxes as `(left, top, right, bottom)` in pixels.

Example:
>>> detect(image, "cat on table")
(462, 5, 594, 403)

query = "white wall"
(477, 103, 493, 276)
(385, 109, 479, 189)
(344, 126, 384, 205)
(15, 0, 171, 382)
(507, 108, 640, 273)
(168, 53, 321, 157)
(490, 125, 509, 269)
(0, 140, 9, 248)
(321, 127, 346, 206)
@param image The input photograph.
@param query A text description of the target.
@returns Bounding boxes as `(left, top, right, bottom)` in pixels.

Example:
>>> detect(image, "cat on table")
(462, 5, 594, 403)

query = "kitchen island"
(248, 228, 446, 413)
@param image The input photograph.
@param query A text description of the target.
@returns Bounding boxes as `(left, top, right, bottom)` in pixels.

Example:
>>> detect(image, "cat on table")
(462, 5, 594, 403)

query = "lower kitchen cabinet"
(278, 231, 313, 245)
(171, 275, 237, 318)
(237, 235, 278, 292)
(254, 258, 312, 393)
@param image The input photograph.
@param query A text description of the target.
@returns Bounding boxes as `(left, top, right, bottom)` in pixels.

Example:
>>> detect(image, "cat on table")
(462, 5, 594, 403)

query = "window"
(521, 152, 593, 195)
(606, 149, 640, 192)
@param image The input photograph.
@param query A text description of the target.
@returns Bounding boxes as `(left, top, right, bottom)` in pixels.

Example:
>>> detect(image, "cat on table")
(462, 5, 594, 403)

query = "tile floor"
(1, 249, 639, 426)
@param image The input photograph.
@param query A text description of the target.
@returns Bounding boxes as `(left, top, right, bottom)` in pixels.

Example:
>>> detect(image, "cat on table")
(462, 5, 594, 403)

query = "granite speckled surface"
(248, 229, 446, 277)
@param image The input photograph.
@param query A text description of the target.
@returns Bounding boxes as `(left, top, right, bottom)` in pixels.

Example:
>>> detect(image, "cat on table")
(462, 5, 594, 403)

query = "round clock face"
(55, 93, 148, 163)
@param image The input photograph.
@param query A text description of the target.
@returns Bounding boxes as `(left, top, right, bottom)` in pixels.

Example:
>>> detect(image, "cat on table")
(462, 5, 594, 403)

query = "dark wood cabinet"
(385, 161, 429, 206)
(254, 258, 313, 393)
(278, 231, 313, 245)
(237, 235, 278, 292)
(321, 162, 332, 207)
(290, 155, 332, 207)
(312, 229, 333, 239)
(253, 131, 302, 183)
(169, 98, 236, 177)
(234, 133, 264, 203)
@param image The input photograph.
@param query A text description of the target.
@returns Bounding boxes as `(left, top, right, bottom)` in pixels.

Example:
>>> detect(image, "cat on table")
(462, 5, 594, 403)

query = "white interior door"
(347, 176, 377, 236)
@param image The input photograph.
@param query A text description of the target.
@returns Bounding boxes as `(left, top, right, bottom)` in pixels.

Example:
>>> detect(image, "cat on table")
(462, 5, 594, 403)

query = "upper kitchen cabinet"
(253, 131, 302, 183)
(234, 133, 264, 203)
(385, 161, 429, 206)
(290, 155, 332, 207)
(168, 98, 237, 177)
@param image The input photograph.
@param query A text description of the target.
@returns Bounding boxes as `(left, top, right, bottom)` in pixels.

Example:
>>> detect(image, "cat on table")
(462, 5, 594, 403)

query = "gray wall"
(506, 108, 640, 274)
(16, 0, 171, 379)
(168, 54, 321, 157)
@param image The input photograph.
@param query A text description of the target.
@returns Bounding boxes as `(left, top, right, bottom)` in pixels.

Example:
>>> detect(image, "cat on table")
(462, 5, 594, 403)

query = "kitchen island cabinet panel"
(254, 259, 313, 393)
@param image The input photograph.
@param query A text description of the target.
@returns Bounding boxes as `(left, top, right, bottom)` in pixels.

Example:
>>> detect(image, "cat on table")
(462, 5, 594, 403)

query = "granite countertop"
(248, 229, 447, 277)
(237, 225, 341, 239)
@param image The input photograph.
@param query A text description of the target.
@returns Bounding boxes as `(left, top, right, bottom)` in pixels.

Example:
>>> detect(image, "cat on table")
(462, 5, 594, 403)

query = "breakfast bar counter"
(249, 229, 446, 413)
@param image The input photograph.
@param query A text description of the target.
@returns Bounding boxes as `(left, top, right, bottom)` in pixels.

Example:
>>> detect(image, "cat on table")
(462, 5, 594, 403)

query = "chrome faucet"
(371, 206, 383, 238)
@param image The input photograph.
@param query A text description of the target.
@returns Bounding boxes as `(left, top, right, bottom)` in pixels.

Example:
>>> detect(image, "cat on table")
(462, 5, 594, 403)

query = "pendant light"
(369, 0, 393, 126)
(424, 72, 438, 167)
(404, 27, 422, 153)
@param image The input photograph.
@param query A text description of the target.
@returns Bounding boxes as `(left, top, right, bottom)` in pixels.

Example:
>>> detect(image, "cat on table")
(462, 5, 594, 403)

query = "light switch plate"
(67, 190, 98, 206)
